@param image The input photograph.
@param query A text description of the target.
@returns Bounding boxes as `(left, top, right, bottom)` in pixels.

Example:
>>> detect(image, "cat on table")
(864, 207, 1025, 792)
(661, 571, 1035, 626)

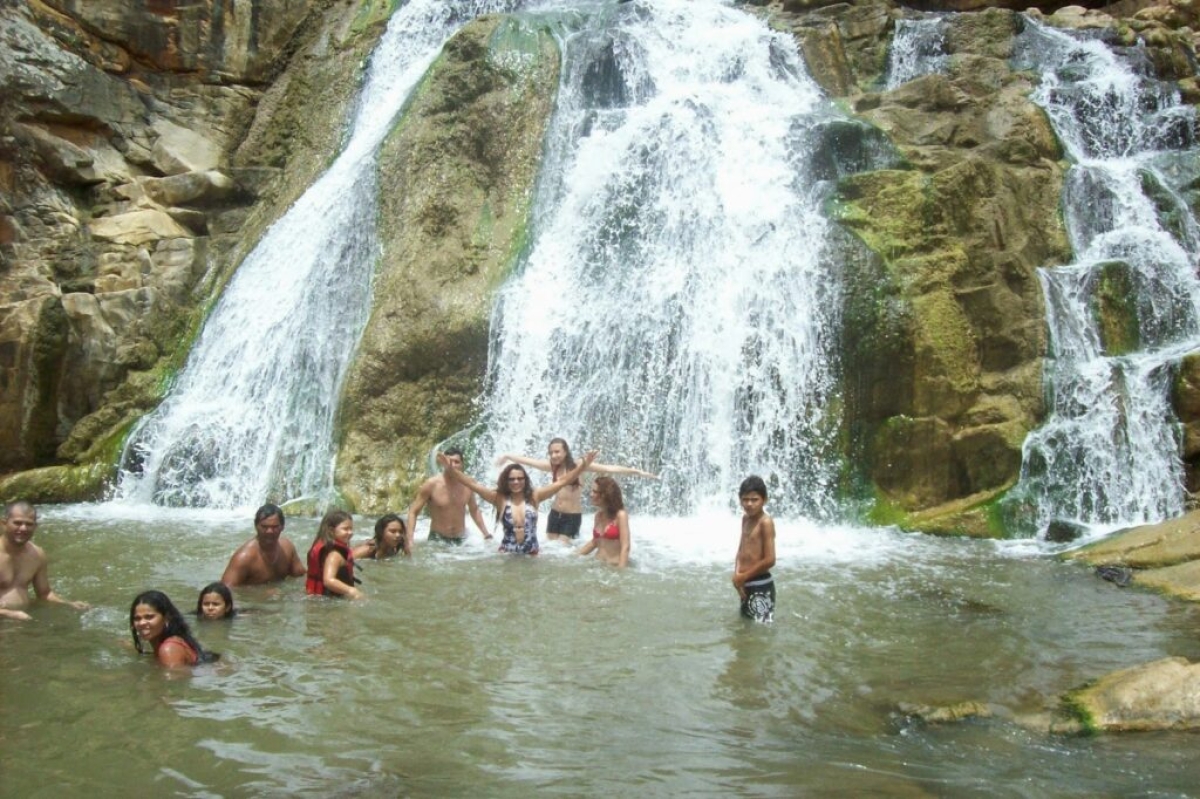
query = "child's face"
(333, 520, 354, 546)
(380, 521, 403, 548)
(740, 491, 766, 517)
(200, 592, 230, 619)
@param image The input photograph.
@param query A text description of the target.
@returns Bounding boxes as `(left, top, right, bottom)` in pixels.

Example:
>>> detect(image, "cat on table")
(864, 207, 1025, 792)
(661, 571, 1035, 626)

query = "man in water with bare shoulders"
(497, 437, 656, 542)
(732, 476, 776, 623)
(0, 501, 89, 621)
(220, 503, 305, 587)
(406, 447, 492, 549)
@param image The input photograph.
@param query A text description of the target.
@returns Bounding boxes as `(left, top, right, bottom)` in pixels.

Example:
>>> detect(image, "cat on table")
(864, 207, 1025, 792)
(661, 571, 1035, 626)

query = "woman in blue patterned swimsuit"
(438, 450, 596, 554)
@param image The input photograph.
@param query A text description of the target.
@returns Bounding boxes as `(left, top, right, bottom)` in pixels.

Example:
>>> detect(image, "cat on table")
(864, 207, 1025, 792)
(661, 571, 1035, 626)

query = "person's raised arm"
(495, 453, 552, 472)
(588, 462, 658, 480)
(533, 451, 598, 504)
(468, 494, 493, 542)
(32, 560, 88, 610)
(437, 452, 500, 506)
(616, 509, 631, 569)
(322, 551, 362, 600)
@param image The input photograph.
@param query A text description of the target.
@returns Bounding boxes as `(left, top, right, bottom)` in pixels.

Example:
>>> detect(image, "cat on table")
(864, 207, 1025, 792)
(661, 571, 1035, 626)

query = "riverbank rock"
(332, 16, 562, 512)
(1065, 657, 1200, 732)
(0, 0, 390, 498)
(1065, 509, 1200, 601)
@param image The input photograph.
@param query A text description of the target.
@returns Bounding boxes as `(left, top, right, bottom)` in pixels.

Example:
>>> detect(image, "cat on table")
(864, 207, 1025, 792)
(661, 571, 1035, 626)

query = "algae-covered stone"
(0, 463, 115, 505)
(1091, 260, 1140, 357)
(1065, 657, 1200, 733)
(333, 15, 561, 512)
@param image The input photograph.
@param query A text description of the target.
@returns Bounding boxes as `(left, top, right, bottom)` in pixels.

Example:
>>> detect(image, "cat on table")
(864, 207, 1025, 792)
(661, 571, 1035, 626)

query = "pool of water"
(3, 506, 1199, 797)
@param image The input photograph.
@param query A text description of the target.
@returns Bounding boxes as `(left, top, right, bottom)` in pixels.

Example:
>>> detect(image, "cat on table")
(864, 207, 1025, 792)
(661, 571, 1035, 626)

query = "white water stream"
(114, 0, 526, 509)
(471, 0, 843, 519)
(885, 15, 949, 89)
(1008, 19, 1200, 537)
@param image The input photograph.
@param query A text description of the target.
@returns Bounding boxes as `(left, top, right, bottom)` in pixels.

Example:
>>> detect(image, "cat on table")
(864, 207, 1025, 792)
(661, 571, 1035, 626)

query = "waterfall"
(1006, 19, 1200, 536)
(885, 15, 950, 90)
(469, 0, 843, 518)
(115, 0, 525, 508)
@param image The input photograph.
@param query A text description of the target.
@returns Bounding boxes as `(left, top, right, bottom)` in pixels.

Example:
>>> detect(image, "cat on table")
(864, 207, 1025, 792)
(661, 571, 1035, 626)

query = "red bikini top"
(593, 520, 620, 540)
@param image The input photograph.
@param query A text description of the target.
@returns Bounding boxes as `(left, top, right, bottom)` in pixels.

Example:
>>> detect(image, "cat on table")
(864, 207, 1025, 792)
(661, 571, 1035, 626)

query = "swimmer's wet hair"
(255, 503, 285, 526)
(739, 475, 767, 498)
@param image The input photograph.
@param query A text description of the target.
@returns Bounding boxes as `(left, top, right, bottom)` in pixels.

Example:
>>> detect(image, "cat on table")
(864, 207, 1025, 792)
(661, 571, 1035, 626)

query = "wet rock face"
(780, 0, 1199, 532)
(0, 0, 381, 484)
(333, 16, 563, 513)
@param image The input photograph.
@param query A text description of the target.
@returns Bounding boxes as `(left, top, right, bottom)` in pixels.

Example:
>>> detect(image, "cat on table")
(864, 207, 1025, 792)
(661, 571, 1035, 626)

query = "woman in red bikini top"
(130, 590, 217, 667)
(577, 476, 631, 568)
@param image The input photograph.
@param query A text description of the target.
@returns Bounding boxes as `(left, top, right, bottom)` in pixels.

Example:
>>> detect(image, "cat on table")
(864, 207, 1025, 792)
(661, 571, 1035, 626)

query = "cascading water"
(885, 15, 950, 89)
(115, 0, 526, 508)
(1006, 18, 1200, 537)
(470, 0, 844, 518)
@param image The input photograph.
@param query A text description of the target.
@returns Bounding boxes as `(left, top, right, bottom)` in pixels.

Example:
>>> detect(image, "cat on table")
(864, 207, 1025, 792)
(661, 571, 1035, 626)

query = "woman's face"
(548, 442, 566, 466)
(133, 603, 167, 644)
(590, 486, 602, 505)
(381, 521, 403, 548)
(199, 592, 230, 620)
(333, 520, 354, 545)
(506, 468, 528, 495)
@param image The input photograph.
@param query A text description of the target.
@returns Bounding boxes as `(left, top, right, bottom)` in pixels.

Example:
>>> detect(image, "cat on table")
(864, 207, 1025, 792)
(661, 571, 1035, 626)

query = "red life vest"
(305, 540, 355, 597)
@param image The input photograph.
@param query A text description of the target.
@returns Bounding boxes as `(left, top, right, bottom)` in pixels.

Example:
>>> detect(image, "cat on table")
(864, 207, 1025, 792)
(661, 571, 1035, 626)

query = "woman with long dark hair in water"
(497, 438, 655, 542)
(577, 476, 631, 568)
(439, 449, 597, 554)
(130, 590, 218, 667)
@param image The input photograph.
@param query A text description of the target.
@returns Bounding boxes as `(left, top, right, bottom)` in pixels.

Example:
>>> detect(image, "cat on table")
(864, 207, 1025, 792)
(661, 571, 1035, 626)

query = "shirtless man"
(220, 503, 305, 587)
(498, 437, 656, 542)
(732, 475, 777, 623)
(405, 447, 492, 549)
(0, 501, 89, 621)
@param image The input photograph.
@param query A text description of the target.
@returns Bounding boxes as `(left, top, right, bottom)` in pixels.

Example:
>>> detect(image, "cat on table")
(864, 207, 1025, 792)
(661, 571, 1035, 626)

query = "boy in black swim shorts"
(732, 476, 776, 623)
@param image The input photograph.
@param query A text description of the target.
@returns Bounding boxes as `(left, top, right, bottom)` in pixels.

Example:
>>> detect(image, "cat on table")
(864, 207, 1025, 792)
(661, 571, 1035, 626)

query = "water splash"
(468, 0, 844, 519)
(885, 15, 950, 90)
(114, 0, 526, 509)
(1006, 19, 1200, 537)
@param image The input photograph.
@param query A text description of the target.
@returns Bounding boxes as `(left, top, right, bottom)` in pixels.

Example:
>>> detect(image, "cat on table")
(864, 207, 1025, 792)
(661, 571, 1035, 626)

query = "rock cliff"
(1, 0, 1198, 534)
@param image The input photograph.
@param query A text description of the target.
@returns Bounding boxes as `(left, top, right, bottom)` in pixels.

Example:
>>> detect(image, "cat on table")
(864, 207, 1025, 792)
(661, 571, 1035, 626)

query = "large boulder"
(333, 16, 562, 513)
(1065, 657, 1200, 732)
(1066, 509, 1200, 601)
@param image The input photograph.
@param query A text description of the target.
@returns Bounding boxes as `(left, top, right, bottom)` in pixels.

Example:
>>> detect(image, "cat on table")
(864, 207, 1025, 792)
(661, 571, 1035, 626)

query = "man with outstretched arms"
(406, 447, 492, 549)
(221, 503, 306, 587)
(0, 500, 89, 621)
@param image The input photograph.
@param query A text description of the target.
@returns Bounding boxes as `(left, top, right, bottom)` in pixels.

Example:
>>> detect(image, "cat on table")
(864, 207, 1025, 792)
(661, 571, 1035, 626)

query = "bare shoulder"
(759, 513, 776, 537)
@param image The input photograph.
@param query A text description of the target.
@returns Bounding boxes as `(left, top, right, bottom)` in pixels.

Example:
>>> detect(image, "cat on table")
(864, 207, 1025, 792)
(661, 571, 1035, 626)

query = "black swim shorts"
(546, 509, 583, 539)
(740, 572, 775, 623)
(428, 530, 467, 545)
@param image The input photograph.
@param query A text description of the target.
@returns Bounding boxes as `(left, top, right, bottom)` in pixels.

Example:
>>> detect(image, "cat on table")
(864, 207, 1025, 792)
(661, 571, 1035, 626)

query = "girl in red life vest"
(305, 510, 363, 599)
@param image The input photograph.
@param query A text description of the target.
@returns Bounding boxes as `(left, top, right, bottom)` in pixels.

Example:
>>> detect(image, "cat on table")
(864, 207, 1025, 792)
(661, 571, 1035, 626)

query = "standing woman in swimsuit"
(130, 590, 218, 667)
(496, 438, 655, 542)
(438, 450, 597, 554)
(577, 476, 631, 568)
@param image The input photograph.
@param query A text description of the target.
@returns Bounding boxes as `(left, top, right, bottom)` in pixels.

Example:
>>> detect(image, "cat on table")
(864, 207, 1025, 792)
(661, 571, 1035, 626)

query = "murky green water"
(3, 507, 1199, 798)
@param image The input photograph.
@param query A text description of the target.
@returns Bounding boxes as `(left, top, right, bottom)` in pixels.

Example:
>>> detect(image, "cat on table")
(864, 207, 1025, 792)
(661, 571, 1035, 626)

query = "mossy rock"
(0, 462, 115, 505)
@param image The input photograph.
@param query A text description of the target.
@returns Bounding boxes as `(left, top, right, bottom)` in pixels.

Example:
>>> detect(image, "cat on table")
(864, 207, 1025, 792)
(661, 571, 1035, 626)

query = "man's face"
(548, 443, 566, 466)
(446, 454, 464, 471)
(3, 508, 37, 547)
(255, 514, 284, 544)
